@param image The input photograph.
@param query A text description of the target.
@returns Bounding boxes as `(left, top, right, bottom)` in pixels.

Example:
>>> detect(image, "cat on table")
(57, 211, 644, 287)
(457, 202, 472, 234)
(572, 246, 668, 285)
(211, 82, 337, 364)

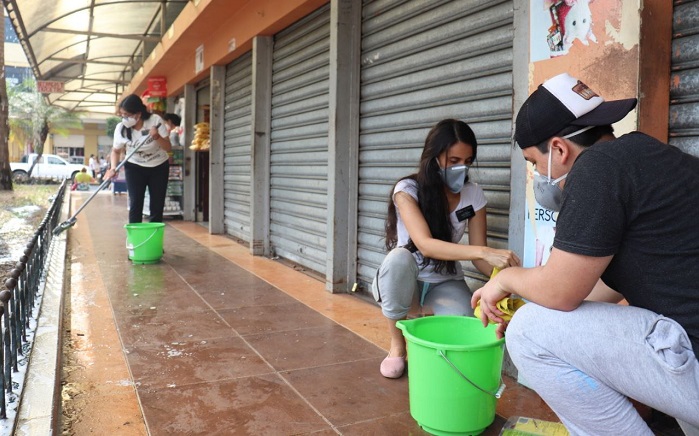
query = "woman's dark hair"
(385, 119, 478, 275)
(163, 113, 181, 127)
(118, 94, 152, 140)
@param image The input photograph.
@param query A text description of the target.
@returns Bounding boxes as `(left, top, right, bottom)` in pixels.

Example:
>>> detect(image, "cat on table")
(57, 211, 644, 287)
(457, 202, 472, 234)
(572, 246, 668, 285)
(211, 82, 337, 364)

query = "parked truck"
(11, 154, 85, 182)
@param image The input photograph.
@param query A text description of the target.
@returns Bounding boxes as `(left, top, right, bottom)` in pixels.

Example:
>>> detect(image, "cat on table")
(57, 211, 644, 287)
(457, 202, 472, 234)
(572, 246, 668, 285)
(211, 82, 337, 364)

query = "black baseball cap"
(515, 73, 637, 149)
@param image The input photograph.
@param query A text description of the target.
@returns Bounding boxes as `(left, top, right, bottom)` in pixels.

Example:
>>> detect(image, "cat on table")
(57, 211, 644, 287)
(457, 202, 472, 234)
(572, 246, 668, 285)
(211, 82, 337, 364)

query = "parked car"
(10, 153, 85, 182)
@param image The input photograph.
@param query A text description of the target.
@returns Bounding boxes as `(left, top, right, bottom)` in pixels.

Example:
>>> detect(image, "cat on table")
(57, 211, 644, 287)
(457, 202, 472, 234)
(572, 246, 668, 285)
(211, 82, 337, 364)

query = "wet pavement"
(60, 189, 560, 435)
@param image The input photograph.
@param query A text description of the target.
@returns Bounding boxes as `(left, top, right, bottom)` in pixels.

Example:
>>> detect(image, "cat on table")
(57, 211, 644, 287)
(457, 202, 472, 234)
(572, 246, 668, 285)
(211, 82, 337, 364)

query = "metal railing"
(0, 180, 67, 419)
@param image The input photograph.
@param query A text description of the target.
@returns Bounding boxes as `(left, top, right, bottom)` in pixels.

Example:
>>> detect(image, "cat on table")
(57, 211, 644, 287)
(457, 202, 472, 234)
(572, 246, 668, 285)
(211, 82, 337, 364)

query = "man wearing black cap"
(472, 73, 699, 435)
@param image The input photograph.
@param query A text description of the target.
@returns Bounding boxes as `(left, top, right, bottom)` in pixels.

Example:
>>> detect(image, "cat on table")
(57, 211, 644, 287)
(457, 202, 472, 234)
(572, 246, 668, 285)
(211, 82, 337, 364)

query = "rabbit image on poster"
(557, 0, 597, 54)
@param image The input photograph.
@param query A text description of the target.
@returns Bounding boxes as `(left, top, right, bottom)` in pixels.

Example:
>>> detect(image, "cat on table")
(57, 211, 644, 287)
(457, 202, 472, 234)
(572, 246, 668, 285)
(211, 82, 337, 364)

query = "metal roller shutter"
(356, 0, 514, 290)
(670, 0, 699, 157)
(269, 4, 331, 273)
(223, 52, 253, 241)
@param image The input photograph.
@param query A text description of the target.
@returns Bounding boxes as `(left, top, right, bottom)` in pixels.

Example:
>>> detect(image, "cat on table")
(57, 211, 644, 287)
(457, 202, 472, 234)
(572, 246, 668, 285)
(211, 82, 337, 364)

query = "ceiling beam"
(43, 27, 162, 42)
(48, 57, 138, 68)
(50, 76, 131, 85)
(61, 96, 122, 101)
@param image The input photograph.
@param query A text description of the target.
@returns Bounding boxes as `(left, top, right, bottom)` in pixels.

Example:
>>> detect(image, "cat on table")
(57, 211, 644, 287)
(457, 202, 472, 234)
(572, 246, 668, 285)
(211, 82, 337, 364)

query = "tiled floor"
(69, 190, 671, 435)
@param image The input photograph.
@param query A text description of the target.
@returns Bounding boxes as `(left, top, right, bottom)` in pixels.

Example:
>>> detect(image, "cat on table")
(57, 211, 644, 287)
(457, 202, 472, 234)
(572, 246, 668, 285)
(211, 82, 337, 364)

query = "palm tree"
(7, 81, 33, 158)
(0, 14, 12, 191)
(9, 79, 82, 178)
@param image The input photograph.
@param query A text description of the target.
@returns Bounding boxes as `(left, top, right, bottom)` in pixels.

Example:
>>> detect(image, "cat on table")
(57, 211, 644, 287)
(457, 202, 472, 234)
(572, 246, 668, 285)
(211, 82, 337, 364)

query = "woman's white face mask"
(122, 115, 138, 128)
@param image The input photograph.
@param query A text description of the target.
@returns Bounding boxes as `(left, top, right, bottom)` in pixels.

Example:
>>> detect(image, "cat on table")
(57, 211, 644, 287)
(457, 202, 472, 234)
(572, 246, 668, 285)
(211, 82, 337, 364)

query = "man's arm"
(500, 248, 612, 309)
(586, 279, 624, 303)
(472, 248, 613, 325)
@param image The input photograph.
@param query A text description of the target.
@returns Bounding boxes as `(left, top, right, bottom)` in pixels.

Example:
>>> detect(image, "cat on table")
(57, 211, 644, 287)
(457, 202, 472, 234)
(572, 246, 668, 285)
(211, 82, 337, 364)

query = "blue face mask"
(437, 161, 469, 194)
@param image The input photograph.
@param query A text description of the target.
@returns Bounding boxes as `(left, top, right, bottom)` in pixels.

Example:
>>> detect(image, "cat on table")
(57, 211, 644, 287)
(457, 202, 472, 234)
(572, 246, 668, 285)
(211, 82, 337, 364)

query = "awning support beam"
(43, 27, 162, 43)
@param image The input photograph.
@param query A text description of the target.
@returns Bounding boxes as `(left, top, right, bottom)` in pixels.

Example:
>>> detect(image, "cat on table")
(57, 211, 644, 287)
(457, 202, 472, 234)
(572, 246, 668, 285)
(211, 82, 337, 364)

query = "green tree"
(106, 116, 120, 138)
(9, 79, 82, 178)
(0, 15, 12, 190)
(7, 80, 34, 157)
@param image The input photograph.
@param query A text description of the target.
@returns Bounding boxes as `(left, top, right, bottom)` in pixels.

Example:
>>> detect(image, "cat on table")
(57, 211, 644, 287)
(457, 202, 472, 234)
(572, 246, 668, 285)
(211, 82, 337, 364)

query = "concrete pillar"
(504, 0, 531, 381)
(250, 36, 273, 256)
(509, 1, 529, 263)
(183, 83, 196, 221)
(325, 0, 361, 293)
(209, 65, 226, 234)
(638, 2, 672, 142)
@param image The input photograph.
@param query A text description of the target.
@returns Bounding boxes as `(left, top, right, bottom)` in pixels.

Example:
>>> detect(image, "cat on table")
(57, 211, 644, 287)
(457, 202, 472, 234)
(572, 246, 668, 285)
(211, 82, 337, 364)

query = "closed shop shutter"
(269, 4, 331, 273)
(670, 0, 699, 157)
(356, 0, 514, 290)
(223, 51, 254, 241)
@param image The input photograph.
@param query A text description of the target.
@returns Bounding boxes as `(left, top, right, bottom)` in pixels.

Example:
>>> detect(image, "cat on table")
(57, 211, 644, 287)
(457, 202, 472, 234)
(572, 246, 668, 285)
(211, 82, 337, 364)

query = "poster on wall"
(523, 0, 638, 268)
(531, 0, 599, 62)
(523, 172, 558, 268)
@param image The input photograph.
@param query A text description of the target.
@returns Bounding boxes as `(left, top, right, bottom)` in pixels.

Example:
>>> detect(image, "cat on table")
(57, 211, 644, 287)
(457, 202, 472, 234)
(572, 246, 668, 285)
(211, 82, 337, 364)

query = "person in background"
(162, 113, 182, 147)
(373, 119, 520, 379)
(99, 155, 107, 179)
(473, 73, 699, 435)
(88, 154, 100, 179)
(110, 159, 127, 195)
(72, 167, 93, 191)
(105, 94, 171, 223)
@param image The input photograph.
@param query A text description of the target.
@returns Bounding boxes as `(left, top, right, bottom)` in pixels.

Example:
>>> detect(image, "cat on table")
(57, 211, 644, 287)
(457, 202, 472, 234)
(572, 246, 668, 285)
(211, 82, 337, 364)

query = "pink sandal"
(380, 354, 406, 378)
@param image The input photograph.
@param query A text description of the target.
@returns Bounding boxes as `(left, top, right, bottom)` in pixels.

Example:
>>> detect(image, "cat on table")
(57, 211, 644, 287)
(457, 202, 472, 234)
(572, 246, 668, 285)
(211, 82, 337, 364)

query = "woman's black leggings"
(124, 160, 170, 223)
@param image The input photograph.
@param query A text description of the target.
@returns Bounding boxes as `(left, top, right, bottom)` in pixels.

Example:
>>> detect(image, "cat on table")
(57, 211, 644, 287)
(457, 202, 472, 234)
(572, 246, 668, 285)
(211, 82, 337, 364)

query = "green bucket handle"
(126, 228, 161, 251)
(437, 349, 506, 399)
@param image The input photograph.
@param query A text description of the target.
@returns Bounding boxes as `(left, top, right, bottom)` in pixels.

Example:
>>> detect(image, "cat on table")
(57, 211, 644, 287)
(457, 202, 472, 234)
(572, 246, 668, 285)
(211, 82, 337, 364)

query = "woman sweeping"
(106, 95, 171, 223)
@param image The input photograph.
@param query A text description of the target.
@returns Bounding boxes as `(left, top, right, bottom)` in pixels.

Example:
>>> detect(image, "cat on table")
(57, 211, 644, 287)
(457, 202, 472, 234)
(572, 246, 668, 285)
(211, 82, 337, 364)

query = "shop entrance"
(195, 85, 210, 223)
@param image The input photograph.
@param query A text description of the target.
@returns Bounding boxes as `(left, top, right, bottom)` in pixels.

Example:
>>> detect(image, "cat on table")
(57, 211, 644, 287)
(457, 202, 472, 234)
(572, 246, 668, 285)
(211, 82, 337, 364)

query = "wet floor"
(60, 190, 576, 435)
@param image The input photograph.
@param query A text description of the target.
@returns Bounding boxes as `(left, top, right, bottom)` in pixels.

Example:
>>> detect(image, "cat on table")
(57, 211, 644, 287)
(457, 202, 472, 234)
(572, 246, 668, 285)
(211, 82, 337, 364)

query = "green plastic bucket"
(124, 222, 165, 265)
(396, 316, 505, 436)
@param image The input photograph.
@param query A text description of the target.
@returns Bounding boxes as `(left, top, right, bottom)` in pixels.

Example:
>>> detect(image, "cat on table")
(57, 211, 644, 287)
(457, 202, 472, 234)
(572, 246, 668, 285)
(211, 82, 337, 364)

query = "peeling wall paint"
(530, 0, 640, 104)
(604, 0, 641, 50)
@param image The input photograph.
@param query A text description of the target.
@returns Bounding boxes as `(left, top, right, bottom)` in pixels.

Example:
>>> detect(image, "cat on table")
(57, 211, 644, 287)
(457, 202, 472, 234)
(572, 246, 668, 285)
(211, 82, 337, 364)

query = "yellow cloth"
(474, 267, 526, 324)
(474, 297, 526, 323)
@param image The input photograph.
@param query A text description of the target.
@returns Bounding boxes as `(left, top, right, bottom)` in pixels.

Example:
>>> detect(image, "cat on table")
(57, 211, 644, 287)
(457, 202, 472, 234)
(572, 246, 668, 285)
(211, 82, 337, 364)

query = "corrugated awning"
(3, 0, 188, 117)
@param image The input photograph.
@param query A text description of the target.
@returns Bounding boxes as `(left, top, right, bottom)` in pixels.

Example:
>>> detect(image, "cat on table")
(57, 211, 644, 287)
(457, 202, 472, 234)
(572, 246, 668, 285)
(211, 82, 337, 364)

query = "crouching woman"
(373, 119, 520, 378)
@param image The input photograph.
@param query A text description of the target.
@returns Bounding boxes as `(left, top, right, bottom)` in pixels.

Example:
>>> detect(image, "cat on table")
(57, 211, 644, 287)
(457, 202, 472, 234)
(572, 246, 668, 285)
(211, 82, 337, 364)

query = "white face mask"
(122, 116, 138, 128)
(533, 143, 568, 212)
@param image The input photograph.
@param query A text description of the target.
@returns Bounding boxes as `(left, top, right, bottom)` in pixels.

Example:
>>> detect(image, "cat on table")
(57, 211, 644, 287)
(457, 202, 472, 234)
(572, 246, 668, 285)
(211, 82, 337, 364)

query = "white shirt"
(393, 178, 487, 283)
(113, 114, 170, 167)
(90, 157, 101, 172)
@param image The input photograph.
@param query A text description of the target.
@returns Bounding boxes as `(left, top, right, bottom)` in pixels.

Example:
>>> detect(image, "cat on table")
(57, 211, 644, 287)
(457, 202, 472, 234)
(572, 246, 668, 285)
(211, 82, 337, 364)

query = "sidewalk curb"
(13, 191, 70, 435)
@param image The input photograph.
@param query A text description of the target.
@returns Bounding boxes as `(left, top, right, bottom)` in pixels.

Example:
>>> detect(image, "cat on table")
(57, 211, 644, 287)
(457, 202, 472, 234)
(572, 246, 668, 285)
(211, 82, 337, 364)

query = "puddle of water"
(9, 205, 41, 218)
(1, 217, 34, 263)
